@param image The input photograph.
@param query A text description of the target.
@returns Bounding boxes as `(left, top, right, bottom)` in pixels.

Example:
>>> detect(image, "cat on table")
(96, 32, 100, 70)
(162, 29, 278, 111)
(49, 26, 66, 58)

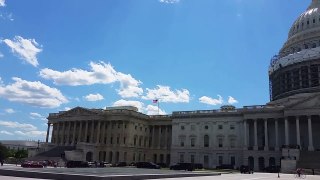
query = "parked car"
(170, 163, 194, 171)
(98, 161, 112, 167)
(264, 165, 280, 173)
(240, 165, 253, 174)
(112, 162, 127, 167)
(66, 161, 89, 168)
(21, 161, 44, 168)
(136, 162, 160, 169)
(128, 162, 136, 166)
(216, 164, 234, 169)
(156, 163, 168, 168)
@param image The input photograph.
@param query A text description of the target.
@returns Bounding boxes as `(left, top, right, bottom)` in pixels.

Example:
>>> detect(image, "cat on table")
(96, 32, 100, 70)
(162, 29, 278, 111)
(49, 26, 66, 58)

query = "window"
(304, 44, 309, 49)
(191, 138, 195, 147)
(181, 126, 185, 130)
(205, 125, 209, 130)
(123, 137, 126, 144)
(312, 43, 317, 48)
(218, 125, 223, 130)
(145, 128, 147, 132)
(191, 155, 195, 164)
(110, 137, 113, 144)
(124, 124, 127, 129)
(218, 156, 223, 165)
(191, 125, 195, 131)
(139, 137, 142, 146)
(231, 156, 235, 166)
(230, 139, 235, 148)
(180, 154, 184, 163)
(313, 19, 316, 23)
(135, 126, 137, 130)
(134, 137, 137, 146)
(230, 125, 235, 130)
(180, 140, 185, 147)
(140, 127, 142, 131)
(118, 124, 120, 129)
(204, 135, 209, 147)
(117, 137, 119, 144)
(218, 138, 223, 148)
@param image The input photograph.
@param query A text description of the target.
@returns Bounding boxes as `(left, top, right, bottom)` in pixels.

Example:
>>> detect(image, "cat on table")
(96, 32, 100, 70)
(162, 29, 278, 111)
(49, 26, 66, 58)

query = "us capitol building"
(39, 0, 320, 172)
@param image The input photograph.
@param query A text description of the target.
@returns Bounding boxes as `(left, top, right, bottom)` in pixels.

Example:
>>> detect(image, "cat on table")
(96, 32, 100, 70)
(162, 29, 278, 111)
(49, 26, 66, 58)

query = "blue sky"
(0, 0, 311, 140)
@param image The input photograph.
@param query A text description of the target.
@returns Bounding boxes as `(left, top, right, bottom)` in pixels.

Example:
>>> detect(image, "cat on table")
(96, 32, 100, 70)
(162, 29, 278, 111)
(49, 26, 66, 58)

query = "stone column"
(55, 123, 60, 145)
(158, 126, 161, 149)
(122, 122, 125, 145)
(295, 117, 301, 148)
(67, 121, 71, 145)
(102, 122, 106, 144)
(264, 119, 269, 151)
(85, 121, 89, 143)
(96, 121, 101, 144)
(285, 117, 289, 146)
(72, 122, 76, 145)
(90, 121, 95, 143)
(62, 121, 66, 145)
(46, 123, 51, 143)
(78, 121, 82, 143)
(243, 120, 248, 150)
(165, 126, 168, 149)
(275, 119, 279, 151)
(307, 116, 314, 151)
(254, 119, 258, 150)
(152, 126, 155, 148)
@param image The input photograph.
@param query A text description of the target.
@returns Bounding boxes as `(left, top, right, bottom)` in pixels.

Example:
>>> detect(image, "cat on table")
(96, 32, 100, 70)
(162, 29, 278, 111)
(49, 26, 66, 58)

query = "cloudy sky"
(0, 0, 310, 140)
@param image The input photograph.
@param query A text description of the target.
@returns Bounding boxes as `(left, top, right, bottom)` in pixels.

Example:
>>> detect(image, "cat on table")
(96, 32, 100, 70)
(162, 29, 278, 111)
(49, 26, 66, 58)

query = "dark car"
(170, 163, 194, 171)
(240, 165, 253, 174)
(264, 165, 279, 173)
(136, 162, 160, 169)
(113, 162, 127, 167)
(216, 164, 234, 169)
(21, 161, 44, 168)
(66, 161, 90, 168)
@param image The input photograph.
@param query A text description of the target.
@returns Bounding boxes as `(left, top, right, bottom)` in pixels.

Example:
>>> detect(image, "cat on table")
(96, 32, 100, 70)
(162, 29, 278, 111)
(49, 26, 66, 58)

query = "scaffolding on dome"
(269, 47, 320, 75)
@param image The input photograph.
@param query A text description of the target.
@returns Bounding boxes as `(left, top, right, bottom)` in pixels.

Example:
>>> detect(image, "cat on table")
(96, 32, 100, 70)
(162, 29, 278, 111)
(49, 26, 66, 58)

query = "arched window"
(204, 135, 209, 147)
(312, 43, 317, 48)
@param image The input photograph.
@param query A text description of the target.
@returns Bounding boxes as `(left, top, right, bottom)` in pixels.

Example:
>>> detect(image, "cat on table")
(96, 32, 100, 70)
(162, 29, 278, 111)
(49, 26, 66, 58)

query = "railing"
(173, 109, 238, 115)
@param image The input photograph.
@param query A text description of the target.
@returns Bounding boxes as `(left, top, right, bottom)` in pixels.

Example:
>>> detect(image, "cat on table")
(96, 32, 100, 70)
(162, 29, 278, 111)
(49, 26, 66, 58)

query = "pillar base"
(308, 146, 314, 151)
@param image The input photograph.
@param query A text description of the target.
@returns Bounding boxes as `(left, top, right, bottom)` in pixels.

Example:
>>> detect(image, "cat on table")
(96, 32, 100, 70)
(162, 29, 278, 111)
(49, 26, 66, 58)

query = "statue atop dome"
(308, 0, 320, 9)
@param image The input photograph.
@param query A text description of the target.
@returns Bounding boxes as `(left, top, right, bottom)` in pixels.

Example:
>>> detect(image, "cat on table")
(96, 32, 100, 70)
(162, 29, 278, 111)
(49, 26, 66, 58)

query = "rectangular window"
(218, 125, 223, 130)
(218, 156, 223, 165)
(191, 138, 195, 147)
(230, 125, 235, 130)
(230, 139, 235, 148)
(231, 156, 235, 166)
(191, 155, 195, 164)
(191, 125, 195, 131)
(181, 126, 185, 130)
(123, 137, 126, 144)
(110, 137, 113, 144)
(218, 138, 223, 148)
(180, 154, 184, 163)
(180, 140, 185, 147)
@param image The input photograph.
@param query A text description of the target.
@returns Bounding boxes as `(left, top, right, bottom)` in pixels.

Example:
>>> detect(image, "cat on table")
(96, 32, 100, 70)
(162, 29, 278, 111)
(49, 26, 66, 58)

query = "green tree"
(0, 143, 8, 161)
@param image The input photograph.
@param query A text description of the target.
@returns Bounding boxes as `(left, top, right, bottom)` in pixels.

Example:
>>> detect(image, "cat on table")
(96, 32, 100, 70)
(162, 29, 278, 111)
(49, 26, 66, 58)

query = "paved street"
(149, 173, 320, 180)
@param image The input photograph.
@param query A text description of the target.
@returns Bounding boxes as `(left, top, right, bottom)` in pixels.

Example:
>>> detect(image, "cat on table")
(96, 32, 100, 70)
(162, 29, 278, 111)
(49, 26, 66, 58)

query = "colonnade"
(243, 115, 315, 151)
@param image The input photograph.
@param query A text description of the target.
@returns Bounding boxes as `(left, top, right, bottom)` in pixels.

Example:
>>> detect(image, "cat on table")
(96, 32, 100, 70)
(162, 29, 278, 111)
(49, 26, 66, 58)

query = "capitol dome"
(269, 0, 320, 101)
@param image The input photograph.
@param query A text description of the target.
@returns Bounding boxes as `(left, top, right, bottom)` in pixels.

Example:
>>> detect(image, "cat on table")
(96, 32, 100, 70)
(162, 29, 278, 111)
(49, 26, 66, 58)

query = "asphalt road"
(148, 173, 320, 180)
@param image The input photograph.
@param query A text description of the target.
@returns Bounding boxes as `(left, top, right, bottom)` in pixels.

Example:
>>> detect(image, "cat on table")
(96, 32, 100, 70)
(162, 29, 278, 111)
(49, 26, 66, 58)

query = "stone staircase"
(297, 151, 320, 169)
(27, 146, 75, 161)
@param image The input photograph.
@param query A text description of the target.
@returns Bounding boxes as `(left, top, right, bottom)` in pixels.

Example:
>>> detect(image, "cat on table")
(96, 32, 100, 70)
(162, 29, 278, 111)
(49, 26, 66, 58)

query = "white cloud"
(30, 112, 46, 121)
(64, 107, 71, 111)
(39, 62, 143, 98)
(14, 130, 46, 137)
(2, 36, 42, 67)
(228, 96, 238, 104)
(0, 120, 37, 131)
(159, 0, 180, 3)
(199, 95, 223, 106)
(142, 85, 190, 103)
(0, 77, 68, 108)
(5, 108, 15, 114)
(0, 52, 3, 58)
(116, 72, 143, 98)
(0, 130, 13, 135)
(0, 0, 5, 7)
(84, 93, 104, 102)
(113, 99, 144, 112)
(145, 105, 166, 115)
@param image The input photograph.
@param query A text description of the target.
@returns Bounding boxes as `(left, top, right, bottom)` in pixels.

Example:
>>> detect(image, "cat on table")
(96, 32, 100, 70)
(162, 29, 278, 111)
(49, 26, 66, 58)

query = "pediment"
(58, 107, 100, 117)
(285, 93, 320, 109)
